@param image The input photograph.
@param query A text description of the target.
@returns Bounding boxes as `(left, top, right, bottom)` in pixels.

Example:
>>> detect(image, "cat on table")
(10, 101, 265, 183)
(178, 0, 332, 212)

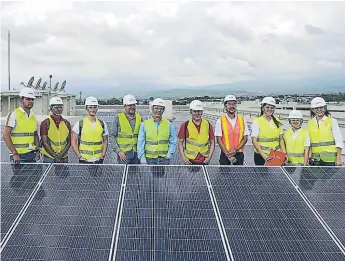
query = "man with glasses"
(2, 87, 40, 163)
(71, 96, 109, 164)
(40, 96, 71, 163)
(215, 95, 249, 165)
(178, 100, 215, 165)
(137, 98, 177, 165)
(112, 94, 142, 164)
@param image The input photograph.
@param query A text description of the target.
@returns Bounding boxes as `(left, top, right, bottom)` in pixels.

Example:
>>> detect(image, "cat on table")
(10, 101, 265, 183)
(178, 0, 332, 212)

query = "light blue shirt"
(137, 118, 178, 163)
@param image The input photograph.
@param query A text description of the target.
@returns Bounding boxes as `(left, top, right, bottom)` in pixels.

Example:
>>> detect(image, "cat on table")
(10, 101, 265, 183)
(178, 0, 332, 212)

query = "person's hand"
(181, 156, 192, 165)
(35, 151, 41, 162)
(263, 155, 273, 162)
(203, 157, 211, 164)
(229, 156, 237, 164)
(228, 150, 237, 157)
(118, 151, 127, 161)
(79, 156, 87, 161)
(336, 158, 343, 166)
(13, 154, 20, 164)
(284, 155, 288, 165)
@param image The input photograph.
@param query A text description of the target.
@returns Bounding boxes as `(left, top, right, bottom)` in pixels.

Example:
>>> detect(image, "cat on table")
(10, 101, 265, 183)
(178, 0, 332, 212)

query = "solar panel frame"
(1, 164, 126, 261)
(283, 166, 345, 252)
(205, 165, 345, 261)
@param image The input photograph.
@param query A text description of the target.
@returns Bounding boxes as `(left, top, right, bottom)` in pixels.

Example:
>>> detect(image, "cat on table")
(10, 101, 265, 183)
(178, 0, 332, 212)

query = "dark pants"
(190, 161, 208, 165)
(309, 158, 336, 166)
(116, 150, 140, 164)
(10, 151, 37, 163)
(79, 159, 104, 164)
(219, 152, 244, 165)
(43, 155, 68, 163)
(254, 153, 266, 166)
(146, 157, 170, 165)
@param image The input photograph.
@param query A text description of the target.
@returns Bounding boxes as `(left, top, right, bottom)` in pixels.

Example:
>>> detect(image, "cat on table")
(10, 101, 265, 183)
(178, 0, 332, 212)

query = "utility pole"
(8, 31, 10, 90)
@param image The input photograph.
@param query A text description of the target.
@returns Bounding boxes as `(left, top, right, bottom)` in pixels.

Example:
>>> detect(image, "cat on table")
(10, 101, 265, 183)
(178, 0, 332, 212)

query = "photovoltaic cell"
(284, 166, 345, 248)
(115, 165, 228, 261)
(1, 163, 49, 241)
(206, 166, 345, 261)
(1, 164, 125, 261)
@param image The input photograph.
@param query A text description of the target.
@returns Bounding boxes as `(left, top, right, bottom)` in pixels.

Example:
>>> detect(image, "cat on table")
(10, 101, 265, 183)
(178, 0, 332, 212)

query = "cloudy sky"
(1, 1, 345, 94)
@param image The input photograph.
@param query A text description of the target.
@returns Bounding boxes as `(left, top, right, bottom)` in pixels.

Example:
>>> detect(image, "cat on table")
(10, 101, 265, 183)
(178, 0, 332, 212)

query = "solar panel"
(114, 165, 229, 260)
(1, 163, 50, 242)
(1, 164, 125, 261)
(284, 166, 345, 248)
(205, 166, 345, 260)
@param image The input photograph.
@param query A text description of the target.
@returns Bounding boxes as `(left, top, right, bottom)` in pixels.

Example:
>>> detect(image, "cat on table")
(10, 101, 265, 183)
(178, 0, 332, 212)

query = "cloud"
(1, 1, 345, 93)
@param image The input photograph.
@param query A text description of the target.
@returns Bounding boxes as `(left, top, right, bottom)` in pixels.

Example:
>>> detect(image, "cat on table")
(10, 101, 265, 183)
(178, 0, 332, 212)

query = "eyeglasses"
(52, 105, 63, 109)
(192, 110, 203, 113)
(87, 106, 98, 109)
(264, 105, 275, 110)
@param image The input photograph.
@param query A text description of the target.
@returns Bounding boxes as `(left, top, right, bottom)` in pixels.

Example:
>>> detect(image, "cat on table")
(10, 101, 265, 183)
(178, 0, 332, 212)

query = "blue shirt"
(137, 118, 177, 163)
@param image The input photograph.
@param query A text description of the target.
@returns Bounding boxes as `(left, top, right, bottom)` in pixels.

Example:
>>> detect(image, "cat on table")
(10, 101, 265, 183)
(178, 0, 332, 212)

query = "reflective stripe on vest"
(79, 118, 104, 160)
(144, 118, 169, 158)
(117, 113, 141, 152)
(254, 116, 282, 155)
(184, 120, 210, 160)
(284, 128, 308, 166)
(308, 117, 337, 163)
(41, 117, 70, 159)
(221, 115, 245, 152)
(10, 108, 37, 154)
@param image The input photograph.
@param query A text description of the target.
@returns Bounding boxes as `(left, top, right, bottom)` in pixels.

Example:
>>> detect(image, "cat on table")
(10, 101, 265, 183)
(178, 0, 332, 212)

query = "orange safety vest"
(221, 115, 245, 152)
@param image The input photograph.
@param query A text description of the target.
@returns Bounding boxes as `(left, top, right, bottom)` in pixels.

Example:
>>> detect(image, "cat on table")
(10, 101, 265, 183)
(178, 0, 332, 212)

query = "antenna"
(36, 78, 42, 89)
(60, 80, 66, 92)
(53, 82, 59, 91)
(79, 91, 82, 101)
(41, 82, 47, 90)
(27, 77, 34, 87)
(20, 82, 26, 87)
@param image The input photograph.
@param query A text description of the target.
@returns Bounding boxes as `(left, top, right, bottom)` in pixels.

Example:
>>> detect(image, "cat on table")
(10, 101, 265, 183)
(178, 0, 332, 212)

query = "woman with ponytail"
(251, 97, 286, 165)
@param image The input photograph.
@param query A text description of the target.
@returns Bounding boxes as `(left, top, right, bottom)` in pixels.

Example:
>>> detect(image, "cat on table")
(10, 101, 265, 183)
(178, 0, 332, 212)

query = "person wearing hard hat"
(284, 110, 310, 166)
(2, 87, 40, 163)
(215, 95, 250, 165)
(178, 100, 215, 165)
(71, 96, 109, 164)
(308, 97, 343, 166)
(112, 94, 142, 164)
(40, 96, 71, 163)
(251, 97, 286, 165)
(137, 98, 177, 165)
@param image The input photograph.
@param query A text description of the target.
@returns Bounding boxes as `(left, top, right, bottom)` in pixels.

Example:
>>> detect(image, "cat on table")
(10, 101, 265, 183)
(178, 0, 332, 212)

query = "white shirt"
(72, 119, 109, 162)
(72, 120, 109, 136)
(251, 117, 284, 137)
(215, 114, 250, 137)
(290, 128, 310, 147)
(5, 107, 39, 152)
(312, 116, 344, 149)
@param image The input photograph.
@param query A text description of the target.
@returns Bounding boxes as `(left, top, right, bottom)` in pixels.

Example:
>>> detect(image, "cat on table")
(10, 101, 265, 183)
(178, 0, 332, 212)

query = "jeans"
(146, 157, 170, 165)
(10, 151, 37, 163)
(117, 150, 140, 164)
(43, 155, 68, 163)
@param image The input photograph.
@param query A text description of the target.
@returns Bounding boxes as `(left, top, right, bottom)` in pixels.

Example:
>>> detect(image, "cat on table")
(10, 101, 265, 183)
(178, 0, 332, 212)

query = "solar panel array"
(1, 164, 345, 261)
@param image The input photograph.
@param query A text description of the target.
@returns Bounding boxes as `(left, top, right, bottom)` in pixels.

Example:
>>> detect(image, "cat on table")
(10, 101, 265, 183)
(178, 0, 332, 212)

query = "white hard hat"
(310, 97, 326, 108)
(19, 87, 35, 99)
(123, 94, 137, 105)
(49, 96, 63, 106)
(288, 110, 303, 119)
(224, 95, 236, 103)
(151, 98, 165, 108)
(85, 96, 99, 106)
(189, 100, 203, 111)
(261, 96, 276, 106)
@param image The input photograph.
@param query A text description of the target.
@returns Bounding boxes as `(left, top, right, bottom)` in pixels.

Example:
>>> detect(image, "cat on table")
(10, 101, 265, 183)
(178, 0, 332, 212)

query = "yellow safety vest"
(144, 118, 170, 158)
(79, 118, 104, 161)
(10, 107, 37, 154)
(184, 120, 210, 160)
(284, 128, 308, 166)
(41, 117, 70, 159)
(117, 113, 141, 152)
(254, 116, 282, 154)
(308, 117, 337, 162)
